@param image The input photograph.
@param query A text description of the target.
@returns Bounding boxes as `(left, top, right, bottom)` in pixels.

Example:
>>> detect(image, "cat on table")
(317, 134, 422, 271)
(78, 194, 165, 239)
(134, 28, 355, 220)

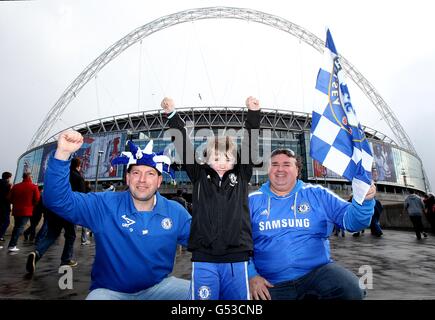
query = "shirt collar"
(127, 191, 169, 217)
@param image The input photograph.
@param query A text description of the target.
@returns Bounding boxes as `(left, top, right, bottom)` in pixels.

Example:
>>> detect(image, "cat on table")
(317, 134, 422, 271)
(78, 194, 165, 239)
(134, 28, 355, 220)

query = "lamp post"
(401, 168, 408, 187)
(372, 164, 378, 184)
(94, 150, 104, 192)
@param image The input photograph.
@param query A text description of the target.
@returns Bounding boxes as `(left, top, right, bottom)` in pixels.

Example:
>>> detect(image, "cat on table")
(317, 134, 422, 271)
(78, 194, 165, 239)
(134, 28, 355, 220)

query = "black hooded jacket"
(167, 110, 260, 262)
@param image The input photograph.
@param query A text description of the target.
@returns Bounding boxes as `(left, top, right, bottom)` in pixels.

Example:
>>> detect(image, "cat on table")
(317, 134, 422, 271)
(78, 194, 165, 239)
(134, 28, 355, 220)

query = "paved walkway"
(1, 229, 434, 300)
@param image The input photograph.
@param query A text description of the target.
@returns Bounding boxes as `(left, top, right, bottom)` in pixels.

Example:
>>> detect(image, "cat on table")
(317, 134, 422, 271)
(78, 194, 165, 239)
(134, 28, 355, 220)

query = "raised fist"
(161, 97, 175, 114)
(55, 130, 84, 160)
(245, 96, 260, 111)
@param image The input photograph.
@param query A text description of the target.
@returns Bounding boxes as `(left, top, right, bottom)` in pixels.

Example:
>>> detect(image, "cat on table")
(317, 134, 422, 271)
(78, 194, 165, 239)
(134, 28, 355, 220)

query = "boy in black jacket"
(161, 96, 260, 300)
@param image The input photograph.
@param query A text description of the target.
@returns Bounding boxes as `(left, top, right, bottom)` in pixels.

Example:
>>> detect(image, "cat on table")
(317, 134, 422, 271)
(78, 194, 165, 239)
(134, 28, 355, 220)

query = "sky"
(0, 0, 434, 190)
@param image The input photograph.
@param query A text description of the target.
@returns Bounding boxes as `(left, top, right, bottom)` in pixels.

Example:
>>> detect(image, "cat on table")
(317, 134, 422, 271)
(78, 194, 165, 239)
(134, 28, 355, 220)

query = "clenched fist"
(54, 130, 84, 160)
(161, 97, 175, 114)
(245, 96, 260, 111)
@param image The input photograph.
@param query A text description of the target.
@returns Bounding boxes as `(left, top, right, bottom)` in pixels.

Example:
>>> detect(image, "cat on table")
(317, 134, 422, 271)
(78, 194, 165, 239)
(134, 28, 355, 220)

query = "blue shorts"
(190, 261, 250, 300)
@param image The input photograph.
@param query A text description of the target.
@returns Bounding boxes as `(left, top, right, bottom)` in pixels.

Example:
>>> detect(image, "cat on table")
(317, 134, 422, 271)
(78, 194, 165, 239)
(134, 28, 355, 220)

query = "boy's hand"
(246, 96, 260, 111)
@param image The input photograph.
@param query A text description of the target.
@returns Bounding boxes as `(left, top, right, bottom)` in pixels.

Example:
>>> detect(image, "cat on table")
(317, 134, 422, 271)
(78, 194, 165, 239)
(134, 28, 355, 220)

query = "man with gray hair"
(404, 189, 427, 240)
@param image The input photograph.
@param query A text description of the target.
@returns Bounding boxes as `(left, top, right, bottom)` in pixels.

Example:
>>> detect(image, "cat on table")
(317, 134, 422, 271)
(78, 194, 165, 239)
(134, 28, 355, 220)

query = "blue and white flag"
(310, 29, 373, 204)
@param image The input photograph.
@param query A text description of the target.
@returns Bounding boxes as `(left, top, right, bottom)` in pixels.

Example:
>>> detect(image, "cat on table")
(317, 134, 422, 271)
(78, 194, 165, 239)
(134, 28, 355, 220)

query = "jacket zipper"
(197, 182, 201, 202)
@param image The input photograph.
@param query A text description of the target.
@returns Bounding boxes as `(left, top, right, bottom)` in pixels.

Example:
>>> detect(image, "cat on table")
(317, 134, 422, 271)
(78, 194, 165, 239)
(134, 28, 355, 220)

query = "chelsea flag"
(310, 29, 373, 204)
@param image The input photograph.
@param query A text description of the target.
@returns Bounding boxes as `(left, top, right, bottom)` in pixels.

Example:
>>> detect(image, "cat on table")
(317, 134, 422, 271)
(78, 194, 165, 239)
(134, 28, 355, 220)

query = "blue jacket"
(248, 180, 374, 284)
(43, 156, 191, 293)
(404, 194, 424, 216)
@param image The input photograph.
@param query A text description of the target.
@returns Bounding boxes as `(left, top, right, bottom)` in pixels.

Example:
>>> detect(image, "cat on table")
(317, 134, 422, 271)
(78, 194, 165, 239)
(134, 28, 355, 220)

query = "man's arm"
(404, 199, 409, 210)
(43, 130, 106, 232)
(342, 184, 376, 232)
(325, 184, 376, 232)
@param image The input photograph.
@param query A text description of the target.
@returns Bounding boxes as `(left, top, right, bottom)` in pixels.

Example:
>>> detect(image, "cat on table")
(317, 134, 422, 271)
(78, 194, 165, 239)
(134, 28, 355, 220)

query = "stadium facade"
(15, 107, 427, 201)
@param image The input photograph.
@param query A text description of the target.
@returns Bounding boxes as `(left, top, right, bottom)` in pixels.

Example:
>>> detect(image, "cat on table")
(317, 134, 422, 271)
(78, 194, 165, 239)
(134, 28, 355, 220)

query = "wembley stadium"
(14, 7, 430, 205)
(15, 106, 428, 205)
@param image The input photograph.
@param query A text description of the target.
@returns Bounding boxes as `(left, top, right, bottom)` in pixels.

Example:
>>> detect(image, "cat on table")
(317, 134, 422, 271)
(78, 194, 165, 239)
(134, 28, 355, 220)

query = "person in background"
(423, 193, 435, 234)
(404, 189, 427, 240)
(70, 157, 89, 245)
(370, 197, 383, 237)
(7, 172, 40, 252)
(23, 185, 45, 242)
(0, 171, 13, 245)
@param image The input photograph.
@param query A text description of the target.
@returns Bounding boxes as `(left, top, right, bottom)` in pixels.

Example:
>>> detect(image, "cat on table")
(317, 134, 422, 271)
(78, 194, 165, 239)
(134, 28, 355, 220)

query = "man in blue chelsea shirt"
(248, 148, 376, 300)
(32, 130, 191, 300)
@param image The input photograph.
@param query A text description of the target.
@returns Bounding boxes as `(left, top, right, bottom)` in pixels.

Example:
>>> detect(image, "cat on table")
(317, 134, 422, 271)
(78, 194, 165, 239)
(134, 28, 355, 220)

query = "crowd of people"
(1, 96, 434, 300)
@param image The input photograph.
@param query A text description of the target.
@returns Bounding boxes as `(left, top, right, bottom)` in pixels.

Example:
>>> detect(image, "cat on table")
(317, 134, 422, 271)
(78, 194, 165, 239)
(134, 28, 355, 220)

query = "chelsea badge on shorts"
(198, 286, 211, 300)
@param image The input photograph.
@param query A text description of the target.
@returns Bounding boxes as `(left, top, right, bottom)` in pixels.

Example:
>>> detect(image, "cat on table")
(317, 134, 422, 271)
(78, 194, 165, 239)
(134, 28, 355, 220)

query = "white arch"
(28, 6, 416, 157)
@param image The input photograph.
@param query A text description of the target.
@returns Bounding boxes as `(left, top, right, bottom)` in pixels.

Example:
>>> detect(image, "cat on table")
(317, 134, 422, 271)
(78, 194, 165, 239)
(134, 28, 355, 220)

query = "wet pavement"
(1, 229, 435, 300)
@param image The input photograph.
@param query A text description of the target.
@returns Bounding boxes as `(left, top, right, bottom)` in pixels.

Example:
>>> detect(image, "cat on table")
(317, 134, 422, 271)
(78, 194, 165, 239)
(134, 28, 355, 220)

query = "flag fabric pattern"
(310, 29, 373, 204)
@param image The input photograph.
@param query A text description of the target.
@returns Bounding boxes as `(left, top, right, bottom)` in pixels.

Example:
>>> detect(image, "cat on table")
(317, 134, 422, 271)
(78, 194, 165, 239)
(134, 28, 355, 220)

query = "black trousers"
(409, 216, 425, 239)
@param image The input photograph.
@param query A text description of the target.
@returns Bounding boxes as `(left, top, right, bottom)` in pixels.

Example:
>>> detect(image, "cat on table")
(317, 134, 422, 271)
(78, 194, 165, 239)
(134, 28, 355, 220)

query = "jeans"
(8, 216, 30, 248)
(268, 262, 365, 300)
(35, 215, 76, 264)
(86, 276, 190, 300)
(35, 219, 48, 245)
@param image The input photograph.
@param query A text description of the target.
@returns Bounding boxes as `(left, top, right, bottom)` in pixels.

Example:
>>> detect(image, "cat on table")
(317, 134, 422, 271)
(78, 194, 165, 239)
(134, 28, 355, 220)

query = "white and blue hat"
(111, 140, 175, 179)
